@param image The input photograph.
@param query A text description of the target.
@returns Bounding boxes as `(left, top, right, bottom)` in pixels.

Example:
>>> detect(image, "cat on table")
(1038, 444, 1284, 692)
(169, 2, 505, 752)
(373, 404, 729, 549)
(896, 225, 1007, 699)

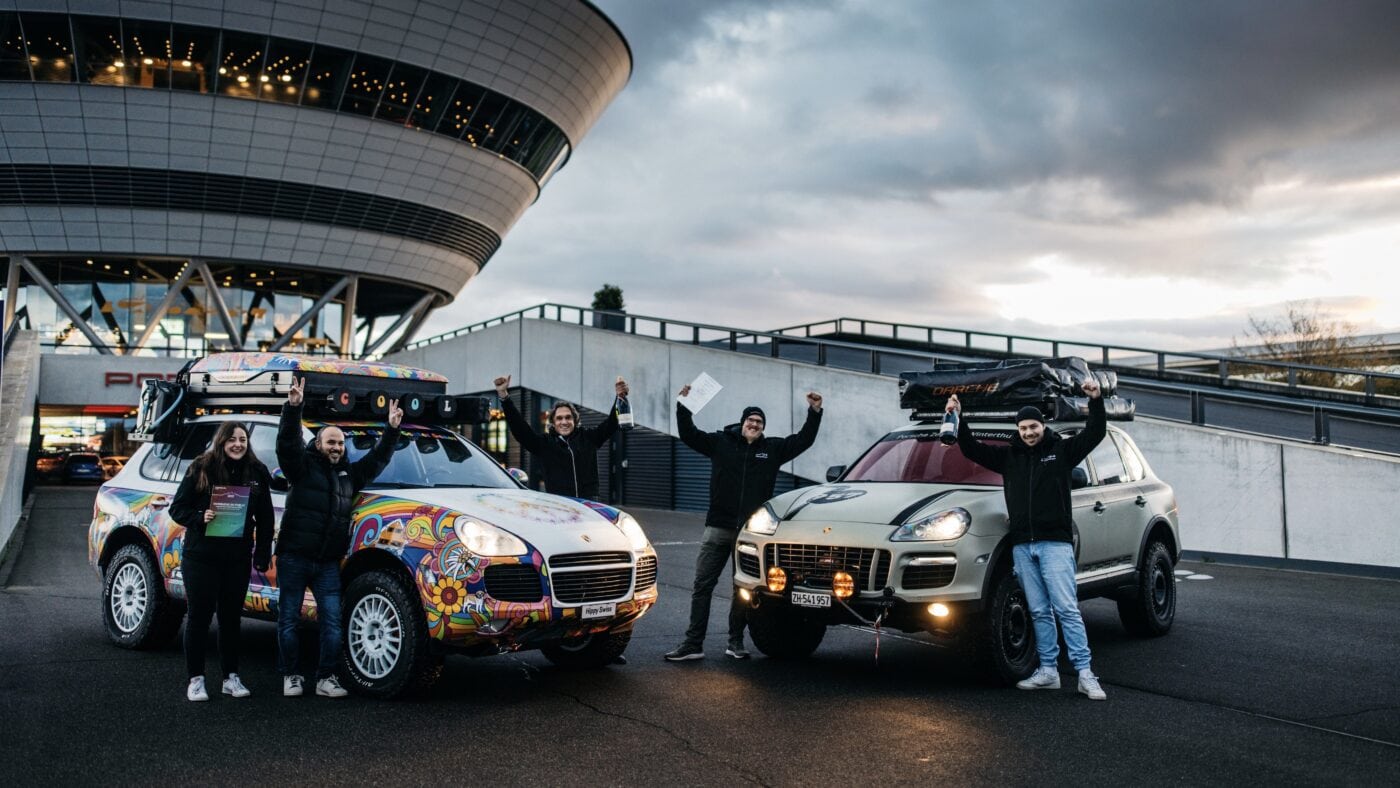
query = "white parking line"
(651, 541, 701, 546)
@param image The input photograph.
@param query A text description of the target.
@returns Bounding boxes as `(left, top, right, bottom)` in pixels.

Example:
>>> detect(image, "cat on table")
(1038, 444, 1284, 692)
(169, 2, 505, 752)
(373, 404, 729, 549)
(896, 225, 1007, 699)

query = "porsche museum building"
(0, 0, 629, 459)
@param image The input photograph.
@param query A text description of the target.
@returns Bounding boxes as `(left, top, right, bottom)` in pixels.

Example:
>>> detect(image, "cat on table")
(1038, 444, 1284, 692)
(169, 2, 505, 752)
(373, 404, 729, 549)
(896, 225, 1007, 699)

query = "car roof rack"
(131, 352, 488, 443)
(899, 356, 1135, 423)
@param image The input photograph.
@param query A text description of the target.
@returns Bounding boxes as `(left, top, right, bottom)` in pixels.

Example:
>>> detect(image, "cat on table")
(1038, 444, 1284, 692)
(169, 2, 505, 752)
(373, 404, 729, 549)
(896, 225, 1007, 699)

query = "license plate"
(791, 591, 831, 609)
(580, 601, 617, 619)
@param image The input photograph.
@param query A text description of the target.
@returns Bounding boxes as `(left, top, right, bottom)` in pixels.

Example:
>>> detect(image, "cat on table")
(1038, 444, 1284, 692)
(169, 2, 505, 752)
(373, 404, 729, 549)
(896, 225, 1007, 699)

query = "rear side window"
(1113, 433, 1146, 482)
(172, 423, 219, 481)
(1087, 438, 1128, 486)
(248, 424, 284, 482)
(139, 444, 173, 480)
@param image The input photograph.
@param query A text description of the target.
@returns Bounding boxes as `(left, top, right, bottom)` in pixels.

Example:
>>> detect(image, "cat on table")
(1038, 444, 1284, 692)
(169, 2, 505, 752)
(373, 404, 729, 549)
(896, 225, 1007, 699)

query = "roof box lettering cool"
(899, 356, 1133, 422)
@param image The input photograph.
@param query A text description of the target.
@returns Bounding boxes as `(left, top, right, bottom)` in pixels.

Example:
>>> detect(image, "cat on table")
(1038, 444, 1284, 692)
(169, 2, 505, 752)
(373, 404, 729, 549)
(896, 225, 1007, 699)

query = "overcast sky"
(418, 0, 1400, 352)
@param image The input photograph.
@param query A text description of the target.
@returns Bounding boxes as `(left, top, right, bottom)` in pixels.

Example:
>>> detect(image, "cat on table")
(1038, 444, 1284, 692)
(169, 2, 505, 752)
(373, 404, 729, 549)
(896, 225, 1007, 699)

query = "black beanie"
(1015, 406, 1045, 425)
(741, 406, 766, 425)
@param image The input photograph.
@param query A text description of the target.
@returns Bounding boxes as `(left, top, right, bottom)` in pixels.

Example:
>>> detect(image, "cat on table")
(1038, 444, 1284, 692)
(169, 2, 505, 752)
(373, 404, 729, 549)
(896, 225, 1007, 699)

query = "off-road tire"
(1117, 540, 1176, 637)
(338, 570, 441, 698)
(747, 603, 826, 659)
(102, 544, 182, 649)
(969, 569, 1038, 685)
(540, 630, 632, 668)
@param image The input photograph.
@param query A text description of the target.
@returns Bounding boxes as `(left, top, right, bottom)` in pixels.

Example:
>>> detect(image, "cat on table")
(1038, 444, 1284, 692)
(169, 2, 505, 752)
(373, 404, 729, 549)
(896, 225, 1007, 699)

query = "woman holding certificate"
(170, 421, 275, 701)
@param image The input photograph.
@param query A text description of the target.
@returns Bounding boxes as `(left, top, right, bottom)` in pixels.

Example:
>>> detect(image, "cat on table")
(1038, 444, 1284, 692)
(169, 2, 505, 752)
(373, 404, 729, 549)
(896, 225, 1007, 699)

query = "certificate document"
(678, 372, 723, 414)
(207, 485, 250, 537)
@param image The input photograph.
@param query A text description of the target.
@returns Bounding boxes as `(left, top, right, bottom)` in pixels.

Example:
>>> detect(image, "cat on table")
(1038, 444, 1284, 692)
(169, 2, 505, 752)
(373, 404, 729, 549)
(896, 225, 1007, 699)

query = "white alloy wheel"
(348, 592, 403, 679)
(109, 562, 149, 634)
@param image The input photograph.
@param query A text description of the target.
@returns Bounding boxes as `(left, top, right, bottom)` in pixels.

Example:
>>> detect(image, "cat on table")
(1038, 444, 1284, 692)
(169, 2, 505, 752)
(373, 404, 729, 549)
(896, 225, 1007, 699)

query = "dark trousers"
(684, 526, 747, 648)
(182, 553, 251, 679)
(275, 553, 343, 679)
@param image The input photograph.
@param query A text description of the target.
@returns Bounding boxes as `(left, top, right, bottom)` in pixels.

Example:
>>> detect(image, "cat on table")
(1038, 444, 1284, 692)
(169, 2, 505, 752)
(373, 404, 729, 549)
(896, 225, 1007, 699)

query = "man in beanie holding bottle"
(947, 376, 1109, 700)
(665, 387, 823, 662)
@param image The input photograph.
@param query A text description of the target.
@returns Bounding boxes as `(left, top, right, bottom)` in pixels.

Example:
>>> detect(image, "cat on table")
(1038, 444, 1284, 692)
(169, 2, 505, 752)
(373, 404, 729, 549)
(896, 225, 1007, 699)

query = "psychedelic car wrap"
(187, 352, 449, 382)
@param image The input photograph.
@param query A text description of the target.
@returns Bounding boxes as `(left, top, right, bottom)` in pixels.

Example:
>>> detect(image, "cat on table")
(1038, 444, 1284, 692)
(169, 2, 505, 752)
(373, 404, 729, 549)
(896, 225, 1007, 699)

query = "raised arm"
(1060, 381, 1107, 465)
(777, 392, 824, 462)
(351, 422, 400, 491)
(276, 382, 308, 483)
(495, 376, 548, 454)
(950, 394, 1007, 474)
(675, 385, 716, 456)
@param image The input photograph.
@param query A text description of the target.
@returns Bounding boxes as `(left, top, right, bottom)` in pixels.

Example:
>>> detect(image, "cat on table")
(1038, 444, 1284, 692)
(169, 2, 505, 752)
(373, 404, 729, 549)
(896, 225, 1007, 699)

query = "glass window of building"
(169, 24, 218, 94)
(486, 102, 526, 154)
(121, 18, 171, 89)
(217, 31, 265, 98)
(341, 53, 391, 116)
(462, 91, 507, 148)
(0, 13, 30, 81)
(441, 81, 485, 138)
(20, 13, 74, 83)
(375, 61, 427, 124)
(302, 44, 352, 109)
(259, 37, 312, 103)
(408, 72, 459, 132)
(503, 108, 543, 161)
(71, 15, 125, 86)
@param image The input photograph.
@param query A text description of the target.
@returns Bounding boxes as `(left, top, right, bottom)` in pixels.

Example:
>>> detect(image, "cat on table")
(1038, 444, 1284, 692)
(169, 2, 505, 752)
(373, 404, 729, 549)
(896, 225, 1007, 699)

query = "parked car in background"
(63, 452, 106, 484)
(35, 452, 66, 481)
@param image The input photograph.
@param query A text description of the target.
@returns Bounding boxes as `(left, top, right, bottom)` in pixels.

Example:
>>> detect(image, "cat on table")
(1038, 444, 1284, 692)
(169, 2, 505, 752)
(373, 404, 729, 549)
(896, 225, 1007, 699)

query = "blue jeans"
(1012, 541, 1092, 672)
(275, 553, 343, 679)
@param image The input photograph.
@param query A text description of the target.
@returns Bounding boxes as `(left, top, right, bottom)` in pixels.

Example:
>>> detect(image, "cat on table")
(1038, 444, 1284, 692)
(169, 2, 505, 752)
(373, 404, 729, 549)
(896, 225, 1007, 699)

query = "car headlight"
(891, 507, 971, 542)
(616, 512, 650, 551)
(745, 505, 779, 535)
(454, 516, 527, 556)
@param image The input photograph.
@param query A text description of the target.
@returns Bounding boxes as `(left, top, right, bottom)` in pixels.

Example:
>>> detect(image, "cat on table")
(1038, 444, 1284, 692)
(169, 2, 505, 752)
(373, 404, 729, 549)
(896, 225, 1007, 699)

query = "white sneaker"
(316, 676, 349, 698)
(1078, 670, 1107, 701)
(283, 675, 304, 697)
(187, 676, 209, 702)
(221, 673, 251, 698)
(1016, 668, 1061, 690)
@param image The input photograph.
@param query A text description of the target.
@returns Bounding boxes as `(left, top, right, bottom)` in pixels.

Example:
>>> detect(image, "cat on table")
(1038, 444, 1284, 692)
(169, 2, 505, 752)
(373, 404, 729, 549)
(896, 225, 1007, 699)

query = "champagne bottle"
(938, 408, 959, 445)
(615, 382, 634, 430)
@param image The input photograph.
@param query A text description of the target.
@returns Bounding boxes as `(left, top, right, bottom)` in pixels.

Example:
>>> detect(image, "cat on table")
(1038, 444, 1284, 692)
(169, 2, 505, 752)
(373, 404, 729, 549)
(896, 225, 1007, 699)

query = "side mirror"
(507, 468, 529, 486)
(1070, 466, 1089, 490)
(826, 465, 846, 482)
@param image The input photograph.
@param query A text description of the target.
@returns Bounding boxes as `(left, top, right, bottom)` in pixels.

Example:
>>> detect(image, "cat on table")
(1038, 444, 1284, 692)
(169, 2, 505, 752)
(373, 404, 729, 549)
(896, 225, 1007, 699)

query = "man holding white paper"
(665, 379, 823, 662)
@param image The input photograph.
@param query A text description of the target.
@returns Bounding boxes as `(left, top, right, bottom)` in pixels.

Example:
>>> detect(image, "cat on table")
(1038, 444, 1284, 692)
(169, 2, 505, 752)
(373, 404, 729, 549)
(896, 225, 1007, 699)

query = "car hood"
(363, 486, 636, 554)
(771, 482, 1002, 526)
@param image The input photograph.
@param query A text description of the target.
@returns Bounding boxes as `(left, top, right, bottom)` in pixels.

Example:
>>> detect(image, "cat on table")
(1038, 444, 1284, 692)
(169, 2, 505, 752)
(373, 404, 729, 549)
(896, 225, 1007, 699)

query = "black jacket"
(677, 403, 823, 530)
(169, 456, 275, 568)
(957, 397, 1106, 545)
(275, 403, 398, 561)
(501, 396, 617, 500)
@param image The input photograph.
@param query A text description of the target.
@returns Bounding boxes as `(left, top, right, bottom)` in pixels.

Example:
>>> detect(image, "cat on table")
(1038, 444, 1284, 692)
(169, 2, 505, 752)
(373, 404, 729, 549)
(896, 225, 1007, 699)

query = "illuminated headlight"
(616, 512, 651, 551)
(745, 505, 779, 535)
(454, 516, 526, 556)
(891, 508, 971, 542)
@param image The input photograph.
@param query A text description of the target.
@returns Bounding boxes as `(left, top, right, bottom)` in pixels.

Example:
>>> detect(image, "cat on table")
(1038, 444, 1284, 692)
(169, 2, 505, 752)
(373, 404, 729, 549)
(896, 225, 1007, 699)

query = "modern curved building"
(0, 0, 630, 356)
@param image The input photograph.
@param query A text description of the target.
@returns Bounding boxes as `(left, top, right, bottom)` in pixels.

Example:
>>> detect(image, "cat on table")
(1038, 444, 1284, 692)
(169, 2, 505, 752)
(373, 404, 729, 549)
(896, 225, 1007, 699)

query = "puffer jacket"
(275, 402, 398, 561)
(501, 397, 617, 500)
(677, 403, 822, 530)
(956, 396, 1106, 545)
(168, 456, 274, 567)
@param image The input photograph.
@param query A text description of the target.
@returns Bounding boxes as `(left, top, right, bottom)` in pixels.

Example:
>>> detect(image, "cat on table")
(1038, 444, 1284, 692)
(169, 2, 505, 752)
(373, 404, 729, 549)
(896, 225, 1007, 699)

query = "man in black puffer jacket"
(664, 386, 823, 662)
(950, 376, 1108, 701)
(274, 376, 400, 699)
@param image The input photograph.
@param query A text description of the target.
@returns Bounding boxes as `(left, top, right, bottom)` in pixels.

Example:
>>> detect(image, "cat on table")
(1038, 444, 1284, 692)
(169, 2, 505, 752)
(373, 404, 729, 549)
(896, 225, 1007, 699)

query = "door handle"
(1093, 502, 1105, 513)
(1134, 495, 1147, 507)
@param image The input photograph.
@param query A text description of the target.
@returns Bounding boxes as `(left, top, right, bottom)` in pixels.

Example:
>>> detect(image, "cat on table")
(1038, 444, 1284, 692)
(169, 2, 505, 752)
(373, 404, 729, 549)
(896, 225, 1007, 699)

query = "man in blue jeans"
(948, 375, 1109, 700)
(275, 376, 400, 698)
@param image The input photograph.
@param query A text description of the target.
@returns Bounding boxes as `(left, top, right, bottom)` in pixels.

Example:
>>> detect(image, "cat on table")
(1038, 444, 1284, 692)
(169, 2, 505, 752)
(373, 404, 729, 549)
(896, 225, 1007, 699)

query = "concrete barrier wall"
(390, 319, 1400, 569)
(1, 332, 42, 561)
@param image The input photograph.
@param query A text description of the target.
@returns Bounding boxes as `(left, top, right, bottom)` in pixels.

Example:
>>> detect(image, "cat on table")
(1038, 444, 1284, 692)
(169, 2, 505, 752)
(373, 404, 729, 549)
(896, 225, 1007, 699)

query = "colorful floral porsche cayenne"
(88, 354, 658, 698)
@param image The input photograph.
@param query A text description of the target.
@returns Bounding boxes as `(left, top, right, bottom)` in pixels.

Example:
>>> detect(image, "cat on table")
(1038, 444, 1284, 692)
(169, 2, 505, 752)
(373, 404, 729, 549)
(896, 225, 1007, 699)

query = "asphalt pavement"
(2, 487, 1397, 786)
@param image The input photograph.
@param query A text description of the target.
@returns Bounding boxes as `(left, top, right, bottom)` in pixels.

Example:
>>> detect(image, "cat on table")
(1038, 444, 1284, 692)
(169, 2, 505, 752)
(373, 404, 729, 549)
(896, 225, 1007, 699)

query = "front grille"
(551, 567, 634, 604)
(635, 555, 658, 589)
(764, 544, 889, 591)
(484, 564, 544, 602)
(549, 551, 631, 569)
(737, 550, 760, 578)
(902, 562, 957, 590)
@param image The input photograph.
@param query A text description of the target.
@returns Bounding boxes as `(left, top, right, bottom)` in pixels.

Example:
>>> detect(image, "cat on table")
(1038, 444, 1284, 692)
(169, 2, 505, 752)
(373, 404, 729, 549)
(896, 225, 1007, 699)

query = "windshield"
(343, 428, 518, 490)
(844, 432, 1005, 485)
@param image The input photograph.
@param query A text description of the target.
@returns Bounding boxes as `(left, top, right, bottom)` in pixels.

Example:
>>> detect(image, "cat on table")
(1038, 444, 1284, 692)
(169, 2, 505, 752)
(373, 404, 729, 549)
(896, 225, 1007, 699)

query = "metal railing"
(772, 317, 1400, 407)
(401, 303, 1400, 448)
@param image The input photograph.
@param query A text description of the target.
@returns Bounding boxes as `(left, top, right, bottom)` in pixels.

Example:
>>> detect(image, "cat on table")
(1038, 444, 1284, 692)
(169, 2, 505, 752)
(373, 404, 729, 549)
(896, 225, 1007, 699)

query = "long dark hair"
(194, 421, 261, 491)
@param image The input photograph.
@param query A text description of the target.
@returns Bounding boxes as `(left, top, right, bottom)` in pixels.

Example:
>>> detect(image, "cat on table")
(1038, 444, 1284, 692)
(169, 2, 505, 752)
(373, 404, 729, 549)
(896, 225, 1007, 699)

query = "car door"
(1080, 431, 1149, 572)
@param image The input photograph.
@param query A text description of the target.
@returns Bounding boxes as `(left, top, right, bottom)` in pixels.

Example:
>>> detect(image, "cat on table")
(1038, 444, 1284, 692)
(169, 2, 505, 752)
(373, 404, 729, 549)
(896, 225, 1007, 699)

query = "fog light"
(738, 587, 752, 602)
(927, 603, 950, 618)
(767, 567, 787, 593)
(832, 571, 855, 599)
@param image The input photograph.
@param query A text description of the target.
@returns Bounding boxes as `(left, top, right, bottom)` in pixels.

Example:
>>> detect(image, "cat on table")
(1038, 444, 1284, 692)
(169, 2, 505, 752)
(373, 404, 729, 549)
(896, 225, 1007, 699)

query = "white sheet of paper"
(678, 372, 723, 414)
